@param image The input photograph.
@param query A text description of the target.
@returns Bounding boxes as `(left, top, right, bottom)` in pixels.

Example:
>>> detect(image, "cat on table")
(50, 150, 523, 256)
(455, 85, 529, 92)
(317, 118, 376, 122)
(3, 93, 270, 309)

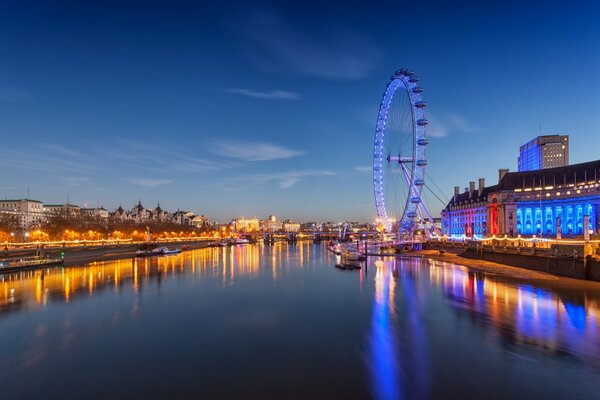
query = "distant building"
(44, 203, 81, 216)
(518, 134, 569, 172)
(191, 215, 211, 229)
(81, 207, 109, 219)
(260, 215, 283, 232)
(283, 220, 300, 233)
(172, 211, 195, 226)
(0, 199, 45, 230)
(233, 217, 259, 232)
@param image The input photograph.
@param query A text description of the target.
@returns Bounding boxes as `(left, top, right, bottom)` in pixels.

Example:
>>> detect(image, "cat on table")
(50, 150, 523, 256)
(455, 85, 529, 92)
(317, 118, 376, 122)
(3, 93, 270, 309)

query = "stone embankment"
(2, 240, 211, 267)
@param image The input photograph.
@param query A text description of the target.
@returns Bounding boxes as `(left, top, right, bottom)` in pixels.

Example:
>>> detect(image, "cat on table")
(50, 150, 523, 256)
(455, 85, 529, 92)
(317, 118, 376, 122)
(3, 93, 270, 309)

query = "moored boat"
(343, 251, 366, 262)
(0, 257, 63, 273)
(135, 247, 182, 257)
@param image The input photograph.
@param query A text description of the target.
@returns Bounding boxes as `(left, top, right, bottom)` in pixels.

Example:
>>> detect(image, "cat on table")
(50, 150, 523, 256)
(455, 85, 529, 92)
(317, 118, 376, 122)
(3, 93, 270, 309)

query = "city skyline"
(1, 1, 599, 222)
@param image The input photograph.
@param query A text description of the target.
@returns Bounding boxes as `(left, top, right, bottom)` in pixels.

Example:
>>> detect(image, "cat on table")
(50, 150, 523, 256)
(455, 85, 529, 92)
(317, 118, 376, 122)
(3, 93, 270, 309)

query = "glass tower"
(518, 135, 569, 172)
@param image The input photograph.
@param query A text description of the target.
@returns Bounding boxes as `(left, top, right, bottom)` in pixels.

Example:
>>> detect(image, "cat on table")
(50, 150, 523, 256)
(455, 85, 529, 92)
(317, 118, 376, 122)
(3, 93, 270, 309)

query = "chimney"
(453, 186, 459, 202)
(478, 178, 485, 196)
(498, 168, 509, 183)
(469, 181, 475, 198)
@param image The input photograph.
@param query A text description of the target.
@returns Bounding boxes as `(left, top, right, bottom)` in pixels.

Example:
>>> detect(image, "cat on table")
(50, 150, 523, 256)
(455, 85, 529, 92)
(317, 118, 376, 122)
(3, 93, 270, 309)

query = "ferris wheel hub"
(387, 155, 413, 163)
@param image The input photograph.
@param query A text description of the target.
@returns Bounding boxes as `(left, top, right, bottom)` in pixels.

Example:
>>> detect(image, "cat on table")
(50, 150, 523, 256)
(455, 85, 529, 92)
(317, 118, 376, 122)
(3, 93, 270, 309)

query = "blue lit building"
(442, 160, 600, 238)
(518, 134, 569, 172)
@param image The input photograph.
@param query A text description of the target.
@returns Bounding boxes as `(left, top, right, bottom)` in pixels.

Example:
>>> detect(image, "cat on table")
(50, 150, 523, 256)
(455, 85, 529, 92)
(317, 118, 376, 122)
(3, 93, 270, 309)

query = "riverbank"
(402, 249, 561, 281)
(2, 240, 211, 268)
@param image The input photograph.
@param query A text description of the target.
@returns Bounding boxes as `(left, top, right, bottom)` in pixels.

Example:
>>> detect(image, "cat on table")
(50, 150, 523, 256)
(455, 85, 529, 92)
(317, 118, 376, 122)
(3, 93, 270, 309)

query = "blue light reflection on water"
(368, 259, 430, 400)
(368, 261, 401, 400)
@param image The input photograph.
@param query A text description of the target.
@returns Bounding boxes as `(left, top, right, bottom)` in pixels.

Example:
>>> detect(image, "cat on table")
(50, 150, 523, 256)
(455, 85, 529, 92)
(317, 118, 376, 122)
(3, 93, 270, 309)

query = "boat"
(160, 247, 182, 255)
(343, 251, 366, 262)
(0, 257, 63, 273)
(233, 238, 250, 245)
(136, 248, 164, 257)
(135, 247, 182, 257)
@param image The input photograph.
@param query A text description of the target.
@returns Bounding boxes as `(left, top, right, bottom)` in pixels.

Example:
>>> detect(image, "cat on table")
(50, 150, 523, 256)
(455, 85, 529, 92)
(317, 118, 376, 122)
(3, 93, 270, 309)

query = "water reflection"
(2, 244, 600, 399)
(368, 259, 430, 400)
(428, 260, 600, 363)
(366, 255, 600, 398)
(369, 260, 400, 400)
(0, 244, 292, 315)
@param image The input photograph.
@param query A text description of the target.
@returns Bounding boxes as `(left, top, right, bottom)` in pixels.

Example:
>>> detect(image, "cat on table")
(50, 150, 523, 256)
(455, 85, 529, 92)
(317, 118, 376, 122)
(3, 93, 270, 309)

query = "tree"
(0, 212, 21, 241)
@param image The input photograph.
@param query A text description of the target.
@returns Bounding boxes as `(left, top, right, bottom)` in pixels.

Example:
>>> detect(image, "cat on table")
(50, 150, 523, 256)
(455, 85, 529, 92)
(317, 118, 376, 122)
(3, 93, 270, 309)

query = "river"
(0, 242, 599, 399)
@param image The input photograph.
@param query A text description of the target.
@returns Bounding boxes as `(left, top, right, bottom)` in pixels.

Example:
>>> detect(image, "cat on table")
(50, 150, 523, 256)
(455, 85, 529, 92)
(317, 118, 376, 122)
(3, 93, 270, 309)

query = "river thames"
(1, 243, 600, 399)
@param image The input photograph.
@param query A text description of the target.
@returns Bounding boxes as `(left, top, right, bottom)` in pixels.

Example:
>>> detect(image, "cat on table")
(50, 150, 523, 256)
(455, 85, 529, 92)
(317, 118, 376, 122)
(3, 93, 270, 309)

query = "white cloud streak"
(127, 178, 173, 187)
(211, 141, 304, 162)
(354, 165, 371, 173)
(426, 112, 479, 138)
(224, 170, 338, 190)
(226, 88, 300, 100)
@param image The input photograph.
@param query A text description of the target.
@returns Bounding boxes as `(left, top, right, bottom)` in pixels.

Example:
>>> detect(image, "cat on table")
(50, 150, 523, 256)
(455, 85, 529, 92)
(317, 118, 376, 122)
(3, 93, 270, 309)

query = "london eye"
(373, 68, 429, 235)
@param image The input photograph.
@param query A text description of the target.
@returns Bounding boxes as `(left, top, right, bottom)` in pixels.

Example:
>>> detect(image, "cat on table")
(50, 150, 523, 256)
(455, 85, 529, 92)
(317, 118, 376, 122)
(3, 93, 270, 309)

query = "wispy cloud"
(64, 177, 91, 186)
(127, 178, 173, 187)
(0, 148, 96, 173)
(354, 165, 371, 173)
(226, 88, 300, 100)
(211, 141, 304, 162)
(246, 13, 381, 80)
(98, 140, 226, 173)
(427, 112, 479, 138)
(224, 170, 338, 190)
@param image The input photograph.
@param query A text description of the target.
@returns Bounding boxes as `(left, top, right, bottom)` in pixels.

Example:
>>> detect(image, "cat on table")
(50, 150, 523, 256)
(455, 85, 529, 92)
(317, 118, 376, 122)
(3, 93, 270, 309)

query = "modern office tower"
(518, 135, 569, 172)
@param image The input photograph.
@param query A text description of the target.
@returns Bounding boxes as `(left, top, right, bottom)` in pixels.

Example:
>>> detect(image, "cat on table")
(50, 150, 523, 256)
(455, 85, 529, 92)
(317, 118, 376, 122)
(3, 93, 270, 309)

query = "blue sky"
(1, 0, 599, 222)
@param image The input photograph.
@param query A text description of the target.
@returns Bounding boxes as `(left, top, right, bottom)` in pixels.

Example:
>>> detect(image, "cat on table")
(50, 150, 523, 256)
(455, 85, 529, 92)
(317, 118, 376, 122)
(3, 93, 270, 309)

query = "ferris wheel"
(373, 68, 429, 235)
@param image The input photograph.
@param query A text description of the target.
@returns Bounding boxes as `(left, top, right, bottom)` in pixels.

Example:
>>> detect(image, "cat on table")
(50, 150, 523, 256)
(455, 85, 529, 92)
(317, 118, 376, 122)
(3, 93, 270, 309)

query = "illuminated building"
(260, 215, 283, 232)
(0, 199, 45, 229)
(191, 215, 211, 228)
(518, 134, 569, 172)
(44, 203, 81, 216)
(442, 160, 600, 238)
(282, 220, 300, 233)
(81, 207, 109, 219)
(233, 217, 260, 232)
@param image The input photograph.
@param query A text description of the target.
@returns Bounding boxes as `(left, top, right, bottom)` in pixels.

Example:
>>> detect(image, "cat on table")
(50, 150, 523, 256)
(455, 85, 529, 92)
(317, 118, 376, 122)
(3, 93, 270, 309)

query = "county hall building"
(441, 136, 599, 238)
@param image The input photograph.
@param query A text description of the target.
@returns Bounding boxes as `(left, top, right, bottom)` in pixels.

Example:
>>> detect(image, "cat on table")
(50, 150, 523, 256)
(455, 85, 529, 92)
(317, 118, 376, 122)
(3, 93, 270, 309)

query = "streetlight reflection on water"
(1, 243, 600, 399)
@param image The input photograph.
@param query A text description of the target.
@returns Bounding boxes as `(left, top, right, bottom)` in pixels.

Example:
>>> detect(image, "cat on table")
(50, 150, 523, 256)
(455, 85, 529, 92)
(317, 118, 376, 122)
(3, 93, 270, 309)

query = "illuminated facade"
(0, 199, 45, 229)
(442, 160, 600, 238)
(260, 215, 283, 232)
(233, 217, 260, 232)
(518, 134, 569, 172)
(283, 220, 301, 233)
